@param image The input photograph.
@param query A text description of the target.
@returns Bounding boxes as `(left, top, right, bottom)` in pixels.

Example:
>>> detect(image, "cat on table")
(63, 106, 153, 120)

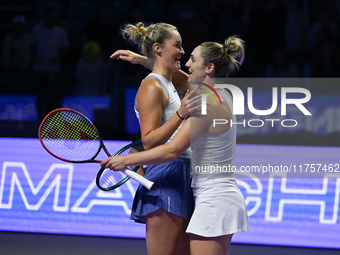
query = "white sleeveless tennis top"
(191, 89, 236, 176)
(135, 73, 191, 158)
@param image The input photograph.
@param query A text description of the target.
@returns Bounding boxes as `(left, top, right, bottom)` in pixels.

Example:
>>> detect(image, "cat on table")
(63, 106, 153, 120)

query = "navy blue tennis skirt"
(130, 158, 194, 223)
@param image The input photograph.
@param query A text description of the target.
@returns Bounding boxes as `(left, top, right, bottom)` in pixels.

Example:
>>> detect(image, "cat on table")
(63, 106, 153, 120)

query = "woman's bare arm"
(100, 112, 212, 170)
(135, 77, 193, 150)
(110, 50, 190, 89)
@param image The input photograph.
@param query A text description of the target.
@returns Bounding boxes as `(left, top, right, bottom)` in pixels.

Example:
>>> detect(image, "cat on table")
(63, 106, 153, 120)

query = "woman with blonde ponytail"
(107, 36, 249, 255)
(112, 22, 200, 255)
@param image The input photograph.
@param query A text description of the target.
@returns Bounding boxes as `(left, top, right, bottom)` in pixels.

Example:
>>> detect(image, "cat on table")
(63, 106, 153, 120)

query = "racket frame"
(38, 108, 110, 163)
(96, 139, 143, 191)
(39, 108, 152, 191)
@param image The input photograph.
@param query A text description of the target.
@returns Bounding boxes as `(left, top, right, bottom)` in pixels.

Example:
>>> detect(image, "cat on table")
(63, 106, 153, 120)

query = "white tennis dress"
(186, 89, 250, 237)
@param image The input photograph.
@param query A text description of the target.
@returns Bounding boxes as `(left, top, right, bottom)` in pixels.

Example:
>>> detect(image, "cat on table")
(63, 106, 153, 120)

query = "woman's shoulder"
(140, 75, 164, 92)
(136, 75, 168, 106)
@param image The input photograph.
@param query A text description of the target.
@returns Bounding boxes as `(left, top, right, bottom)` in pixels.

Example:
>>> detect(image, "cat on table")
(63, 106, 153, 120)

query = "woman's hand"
(177, 88, 201, 119)
(100, 155, 127, 171)
(110, 50, 152, 69)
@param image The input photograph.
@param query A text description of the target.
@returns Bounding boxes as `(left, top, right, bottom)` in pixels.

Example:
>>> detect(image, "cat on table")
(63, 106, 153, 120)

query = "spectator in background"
(242, 0, 287, 75)
(282, 0, 309, 69)
(84, 3, 118, 56)
(30, 7, 69, 119)
(74, 42, 106, 95)
(1, 15, 32, 93)
(305, 3, 340, 79)
(117, 6, 148, 90)
(265, 46, 299, 78)
(1, 15, 31, 71)
(176, 4, 209, 65)
(311, 27, 339, 78)
(83, 2, 118, 95)
(207, 0, 243, 42)
(307, 2, 340, 50)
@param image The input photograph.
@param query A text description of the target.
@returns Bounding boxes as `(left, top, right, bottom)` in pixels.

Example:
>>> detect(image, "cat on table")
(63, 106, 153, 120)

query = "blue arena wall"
(0, 138, 339, 248)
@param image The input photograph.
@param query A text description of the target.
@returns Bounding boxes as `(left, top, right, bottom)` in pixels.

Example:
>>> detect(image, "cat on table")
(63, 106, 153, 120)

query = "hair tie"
(176, 111, 185, 120)
(223, 44, 230, 54)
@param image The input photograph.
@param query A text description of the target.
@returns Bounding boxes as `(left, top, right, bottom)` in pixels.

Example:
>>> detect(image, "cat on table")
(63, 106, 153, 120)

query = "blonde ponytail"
(121, 22, 177, 61)
(200, 36, 245, 77)
(122, 22, 153, 45)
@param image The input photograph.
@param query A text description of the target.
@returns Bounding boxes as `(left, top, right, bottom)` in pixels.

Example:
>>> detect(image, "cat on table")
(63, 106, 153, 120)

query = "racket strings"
(99, 168, 131, 188)
(40, 110, 100, 161)
(98, 142, 145, 189)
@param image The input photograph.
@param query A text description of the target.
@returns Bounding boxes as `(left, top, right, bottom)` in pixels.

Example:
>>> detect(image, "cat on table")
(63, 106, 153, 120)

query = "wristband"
(176, 111, 185, 120)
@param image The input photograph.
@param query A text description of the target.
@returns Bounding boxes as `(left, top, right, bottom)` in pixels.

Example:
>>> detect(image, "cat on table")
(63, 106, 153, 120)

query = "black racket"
(96, 139, 149, 191)
(38, 108, 154, 190)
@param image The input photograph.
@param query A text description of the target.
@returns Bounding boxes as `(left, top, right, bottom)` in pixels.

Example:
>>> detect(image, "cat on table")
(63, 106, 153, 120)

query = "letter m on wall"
(0, 162, 73, 212)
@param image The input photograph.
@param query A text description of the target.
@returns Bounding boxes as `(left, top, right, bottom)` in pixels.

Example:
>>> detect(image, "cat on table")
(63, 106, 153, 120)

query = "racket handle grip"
(122, 169, 154, 190)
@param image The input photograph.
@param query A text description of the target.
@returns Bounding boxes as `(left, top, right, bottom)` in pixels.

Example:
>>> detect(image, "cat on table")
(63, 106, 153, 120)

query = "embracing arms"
(100, 112, 211, 170)
(110, 50, 190, 90)
(111, 50, 200, 150)
(101, 95, 229, 170)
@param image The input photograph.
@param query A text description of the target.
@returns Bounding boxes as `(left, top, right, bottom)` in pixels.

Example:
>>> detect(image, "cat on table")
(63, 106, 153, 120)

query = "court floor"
(0, 231, 339, 255)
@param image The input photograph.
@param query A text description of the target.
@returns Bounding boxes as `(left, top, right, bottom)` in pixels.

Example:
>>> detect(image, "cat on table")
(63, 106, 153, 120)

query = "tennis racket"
(38, 108, 154, 190)
(96, 139, 147, 191)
